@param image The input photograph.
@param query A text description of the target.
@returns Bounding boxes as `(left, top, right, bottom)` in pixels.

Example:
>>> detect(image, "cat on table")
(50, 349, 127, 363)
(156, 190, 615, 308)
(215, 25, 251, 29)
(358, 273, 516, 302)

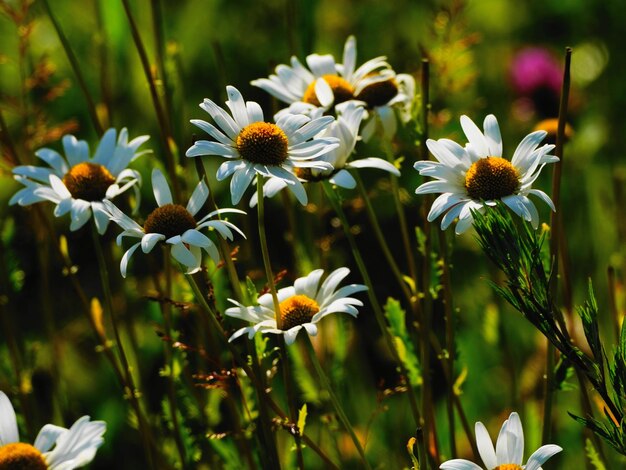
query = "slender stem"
(0, 106, 20, 166)
(544, 46, 572, 444)
(90, 223, 155, 468)
(438, 232, 456, 457)
(256, 177, 282, 322)
(354, 173, 414, 308)
(120, 0, 180, 201)
(383, 142, 419, 285)
(192, 158, 279, 468)
(95, 0, 113, 126)
(322, 182, 422, 427)
(161, 251, 187, 465)
(418, 58, 435, 462)
(150, 0, 174, 125)
(256, 177, 304, 469)
(41, 0, 104, 136)
(303, 335, 372, 469)
(184, 272, 339, 468)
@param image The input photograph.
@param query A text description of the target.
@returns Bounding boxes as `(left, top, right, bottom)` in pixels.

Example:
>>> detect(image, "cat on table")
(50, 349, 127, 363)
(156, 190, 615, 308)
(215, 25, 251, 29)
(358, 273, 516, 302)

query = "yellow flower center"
(144, 204, 196, 239)
(0, 442, 48, 470)
(279, 294, 320, 330)
(493, 465, 523, 470)
(302, 75, 355, 107)
(464, 157, 520, 201)
(236, 122, 289, 166)
(62, 162, 116, 201)
(355, 78, 399, 108)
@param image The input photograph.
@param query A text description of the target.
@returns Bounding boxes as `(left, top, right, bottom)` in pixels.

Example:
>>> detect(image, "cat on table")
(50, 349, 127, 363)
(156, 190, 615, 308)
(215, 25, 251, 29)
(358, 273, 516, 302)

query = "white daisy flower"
(103, 169, 245, 277)
(9, 128, 149, 234)
(250, 102, 400, 206)
(414, 114, 559, 234)
(252, 36, 415, 139)
(0, 390, 106, 469)
(225, 267, 367, 345)
(185, 85, 338, 206)
(440, 412, 562, 470)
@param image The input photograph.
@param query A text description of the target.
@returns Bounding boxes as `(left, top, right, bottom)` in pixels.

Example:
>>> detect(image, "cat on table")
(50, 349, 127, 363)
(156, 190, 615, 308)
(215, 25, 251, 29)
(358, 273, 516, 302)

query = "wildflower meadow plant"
(10, 128, 149, 233)
(185, 85, 339, 205)
(250, 101, 400, 204)
(4, 6, 625, 470)
(104, 168, 245, 277)
(253, 35, 415, 139)
(225, 267, 367, 345)
(0, 391, 106, 469)
(440, 412, 562, 470)
(414, 114, 558, 233)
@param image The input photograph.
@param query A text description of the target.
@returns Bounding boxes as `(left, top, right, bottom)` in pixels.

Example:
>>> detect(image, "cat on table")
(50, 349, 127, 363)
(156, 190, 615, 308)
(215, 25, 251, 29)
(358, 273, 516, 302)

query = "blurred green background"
(1, 0, 625, 468)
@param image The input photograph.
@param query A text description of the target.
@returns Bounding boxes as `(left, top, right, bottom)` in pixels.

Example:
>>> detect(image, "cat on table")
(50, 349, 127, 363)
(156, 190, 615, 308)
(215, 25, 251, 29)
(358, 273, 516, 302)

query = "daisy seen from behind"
(0, 391, 106, 469)
(414, 114, 558, 234)
(440, 411, 562, 470)
(10, 128, 149, 234)
(225, 267, 367, 345)
(252, 35, 408, 111)
(185, 85, 338, 205)
(251, 101, 400, 205)
(252, 36, 415, 139)
(104, 169, 245, 277)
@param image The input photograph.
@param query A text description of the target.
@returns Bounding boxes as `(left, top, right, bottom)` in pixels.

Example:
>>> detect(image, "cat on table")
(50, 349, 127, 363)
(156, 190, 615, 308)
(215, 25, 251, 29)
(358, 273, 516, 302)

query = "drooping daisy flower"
(10, 128, 149, 234)
(252, 36, 415, 139)
(225, 267, 367, 345)
(440, 412, 562, 470)
(414, 114, 558, 234)
(251, 101, 400, 205)
(0, 391, 106, 469)
(103, 169, 245, 277)
(185, 86, 338, 205)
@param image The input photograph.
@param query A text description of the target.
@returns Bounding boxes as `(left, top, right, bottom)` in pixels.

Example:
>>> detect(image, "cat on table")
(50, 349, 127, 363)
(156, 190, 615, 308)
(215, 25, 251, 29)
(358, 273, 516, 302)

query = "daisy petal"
(475, 421, 497, 469)
(152, 169, 173, 206)
(0, 391, 19, 445)
(483, 114, 502, 157)
(439, 460, 483, 470)
(186, 180, 210, 216)
(120, 243, 141, 278)
(34, 424, 67, 453)
(524, 445, 563, 470)
(329, 169, 356, 189)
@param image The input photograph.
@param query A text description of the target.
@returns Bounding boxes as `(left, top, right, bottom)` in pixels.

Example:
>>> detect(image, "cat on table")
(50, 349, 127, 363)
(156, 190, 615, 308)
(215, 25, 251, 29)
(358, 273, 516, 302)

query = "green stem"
(322, 182, 422, 428)
(90, 223, 156, 468)
(354, 172, 415, 308)
(95, 0, 113, 126)
(120, 0, 180, 201)
(256, 177, 304, 470)
(256, 177, 282, 322)
(184, 272, 339, 469)
(161, 251, 187, 466)
(418, 57, 434, 464)
(383, 142, 419, 285)
(42, 0, 104, 136)
(192, 158, 279, 468)
(303, 335, 372, 470)
(438, 232, 456, 457)
(544, 46, 572, 444)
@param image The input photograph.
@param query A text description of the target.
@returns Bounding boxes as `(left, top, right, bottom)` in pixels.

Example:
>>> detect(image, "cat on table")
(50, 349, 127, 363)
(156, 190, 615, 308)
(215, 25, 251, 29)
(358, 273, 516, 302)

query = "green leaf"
(384, 297, 421, 386)
(585, 438, 607, 470)
(297, 404, 308, 436)
(245, 276, 258, 304)
(289, 343, 320, 404)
